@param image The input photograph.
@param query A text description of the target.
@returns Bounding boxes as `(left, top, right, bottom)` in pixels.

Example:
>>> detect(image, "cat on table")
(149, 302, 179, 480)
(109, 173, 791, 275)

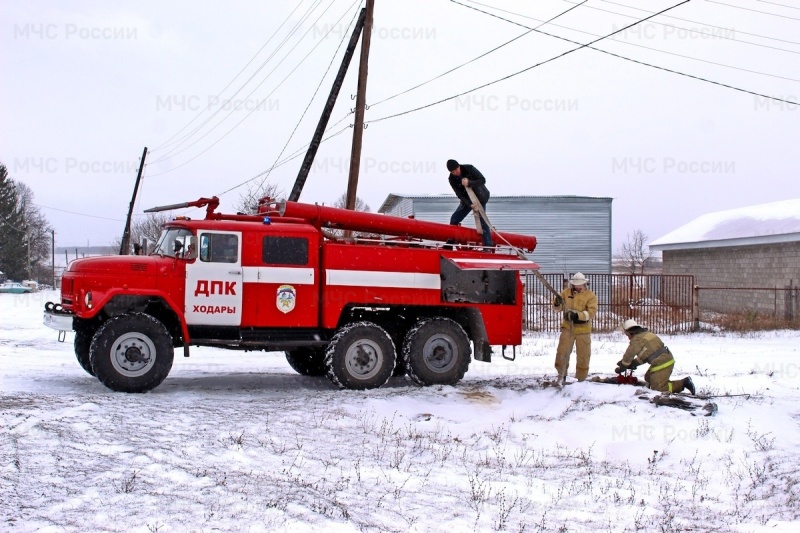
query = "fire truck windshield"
(152, 228, 195, 259)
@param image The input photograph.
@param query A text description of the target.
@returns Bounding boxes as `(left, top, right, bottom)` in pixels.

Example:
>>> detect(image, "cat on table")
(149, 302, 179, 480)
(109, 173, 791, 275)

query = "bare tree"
(111, 212, 172, 254)
(615, 229, 653, 275)
(326, 192, 372, 239)
(235, 180, 284, 215)
(332, 192, 370, 212)
(14, 182, 53, 281)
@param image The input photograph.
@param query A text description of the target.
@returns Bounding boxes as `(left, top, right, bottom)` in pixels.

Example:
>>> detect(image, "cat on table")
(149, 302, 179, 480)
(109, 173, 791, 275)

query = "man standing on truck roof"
(552, 272, 598, 385)
(446, 159, 494, 248)
(615, 319, 696, 395)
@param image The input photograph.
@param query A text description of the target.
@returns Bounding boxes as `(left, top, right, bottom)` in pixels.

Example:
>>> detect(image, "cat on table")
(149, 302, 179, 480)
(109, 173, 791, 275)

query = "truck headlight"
(84, 291, 93, 309)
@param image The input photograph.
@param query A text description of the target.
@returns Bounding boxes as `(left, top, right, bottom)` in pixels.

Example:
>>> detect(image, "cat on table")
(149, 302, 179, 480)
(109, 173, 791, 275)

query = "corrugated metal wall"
(380, 195, 612, 274)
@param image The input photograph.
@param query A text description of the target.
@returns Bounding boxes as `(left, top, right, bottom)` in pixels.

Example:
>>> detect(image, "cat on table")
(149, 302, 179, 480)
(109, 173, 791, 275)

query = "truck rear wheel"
(74, 331, 95, 376)
(403, 318, 471, 386)
(285, 347, 326, 376)
(89, 313, 174, 393)
(325, 322, 395, 390)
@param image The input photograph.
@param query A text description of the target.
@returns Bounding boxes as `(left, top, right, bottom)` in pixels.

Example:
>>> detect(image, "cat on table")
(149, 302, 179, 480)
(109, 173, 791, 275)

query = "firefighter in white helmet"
(616, 319, 696, 395)
(552, 272, 598, 383)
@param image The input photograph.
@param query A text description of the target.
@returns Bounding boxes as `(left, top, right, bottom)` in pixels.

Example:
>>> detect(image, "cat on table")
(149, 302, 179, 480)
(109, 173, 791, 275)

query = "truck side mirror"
(185, 236, 198, 260)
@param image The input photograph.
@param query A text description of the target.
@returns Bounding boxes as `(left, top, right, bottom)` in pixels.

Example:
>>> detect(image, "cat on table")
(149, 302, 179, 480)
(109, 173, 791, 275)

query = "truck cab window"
(199, 233, 239, 263)
(152, 228, 194, 258)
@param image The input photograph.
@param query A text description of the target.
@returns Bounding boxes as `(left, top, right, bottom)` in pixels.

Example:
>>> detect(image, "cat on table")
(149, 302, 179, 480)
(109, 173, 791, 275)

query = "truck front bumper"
(43, 302, 74, 332)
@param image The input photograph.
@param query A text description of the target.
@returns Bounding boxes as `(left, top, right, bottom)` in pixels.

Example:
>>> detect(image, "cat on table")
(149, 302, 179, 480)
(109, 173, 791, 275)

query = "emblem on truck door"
(276, 285, 296, 314)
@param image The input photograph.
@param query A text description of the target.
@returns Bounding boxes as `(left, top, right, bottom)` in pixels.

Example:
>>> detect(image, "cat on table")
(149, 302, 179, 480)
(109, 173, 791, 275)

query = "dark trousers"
(450, 202, 493, 246)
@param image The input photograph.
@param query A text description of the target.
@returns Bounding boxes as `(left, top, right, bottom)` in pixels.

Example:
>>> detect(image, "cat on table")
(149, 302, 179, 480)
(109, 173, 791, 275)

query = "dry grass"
(706, 311, 800, 332)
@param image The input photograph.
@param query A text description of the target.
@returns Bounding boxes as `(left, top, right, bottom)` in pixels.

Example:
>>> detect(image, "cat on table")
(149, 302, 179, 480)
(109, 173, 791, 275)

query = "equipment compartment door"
(185, 231, 243, 326)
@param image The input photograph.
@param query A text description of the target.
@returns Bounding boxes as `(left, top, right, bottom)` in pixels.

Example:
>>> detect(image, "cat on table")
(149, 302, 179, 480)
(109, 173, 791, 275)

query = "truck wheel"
(74, 331, 95, 376)
(89, 313, 174, 393)
(325, 322, 395, 390)
(403, 318, 471, 386)
(285, 347, 326, 376)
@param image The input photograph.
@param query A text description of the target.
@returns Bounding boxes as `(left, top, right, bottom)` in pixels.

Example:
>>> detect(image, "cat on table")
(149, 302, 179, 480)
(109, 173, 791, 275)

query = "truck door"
(241, 232, 319, 328)
(185, 231, 243, 326)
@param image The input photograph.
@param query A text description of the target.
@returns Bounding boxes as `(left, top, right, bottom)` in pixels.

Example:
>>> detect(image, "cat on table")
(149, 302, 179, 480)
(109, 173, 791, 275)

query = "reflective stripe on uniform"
(650, 358, 675, 373)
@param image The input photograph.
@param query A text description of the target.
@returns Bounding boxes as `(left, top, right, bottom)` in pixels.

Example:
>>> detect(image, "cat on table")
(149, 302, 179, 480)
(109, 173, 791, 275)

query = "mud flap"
(465, 308, 491, 362)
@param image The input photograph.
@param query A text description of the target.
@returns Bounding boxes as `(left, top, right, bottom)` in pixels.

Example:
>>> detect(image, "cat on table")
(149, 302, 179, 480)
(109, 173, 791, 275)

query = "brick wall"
(662, 242, 800, 315)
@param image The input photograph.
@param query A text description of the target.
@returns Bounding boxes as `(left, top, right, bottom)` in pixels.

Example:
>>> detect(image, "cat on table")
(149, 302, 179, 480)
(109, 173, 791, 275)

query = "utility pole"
(120, 147, 148, 255)
(345, 0, 374, 211)
(289, 8, 368, 202)
(51, 229, 56, 289)
(24, 225, 30, 280)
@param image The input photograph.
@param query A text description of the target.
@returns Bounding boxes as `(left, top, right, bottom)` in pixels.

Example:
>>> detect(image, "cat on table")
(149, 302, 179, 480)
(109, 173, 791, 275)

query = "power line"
(244, 2, 362, 198)
(153, 0, 324, 155)
(0, 212, 27, 232)
(147, 0, 356, 175)
(453, 1, 798, 105)
(601, 0, 800, 45)
(150, 0, 334, 164)
(562, 0, 800, 55)
(152, 1, 308, 152)
(368, 0, 590, 108)
(364, 0, 693, 125)
(464, 0, 800, 82)
(757, 0, 800, 10)
(706, 0, 800, 20)
(33, 204, 124, 222)
(213, 124, 353, 200)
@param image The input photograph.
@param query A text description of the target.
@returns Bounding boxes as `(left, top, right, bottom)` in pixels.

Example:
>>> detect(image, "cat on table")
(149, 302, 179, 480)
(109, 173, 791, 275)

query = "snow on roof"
(650, 198, 800, 251)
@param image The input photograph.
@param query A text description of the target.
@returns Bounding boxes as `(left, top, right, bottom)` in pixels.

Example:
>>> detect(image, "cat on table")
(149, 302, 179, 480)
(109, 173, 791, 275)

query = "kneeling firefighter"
(616, 319, 696, 395)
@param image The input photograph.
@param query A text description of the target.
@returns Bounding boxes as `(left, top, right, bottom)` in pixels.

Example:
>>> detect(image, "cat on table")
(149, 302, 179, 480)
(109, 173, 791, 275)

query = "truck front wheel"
(285, 347, 326, 376)
(325, 322, 395, 390)
(403, 318, 471, 386)
(89, 313, 174, 393)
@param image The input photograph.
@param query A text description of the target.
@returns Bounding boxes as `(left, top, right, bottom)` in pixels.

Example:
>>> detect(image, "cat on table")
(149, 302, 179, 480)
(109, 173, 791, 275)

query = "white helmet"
(570, 272, 588, 286)
(622, 319, 641, 331)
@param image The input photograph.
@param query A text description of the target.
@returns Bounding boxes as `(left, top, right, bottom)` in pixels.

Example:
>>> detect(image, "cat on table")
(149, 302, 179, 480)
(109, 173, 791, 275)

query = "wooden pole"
(120, 147, 148, 255)
(345, 0, 374, 211)
(51, 230, 55, 289)
(290, 8, 368, 202)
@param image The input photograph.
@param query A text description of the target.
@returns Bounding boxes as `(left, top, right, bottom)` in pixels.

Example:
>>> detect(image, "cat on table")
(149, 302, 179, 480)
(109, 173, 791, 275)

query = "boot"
(683, 377, 696, 396)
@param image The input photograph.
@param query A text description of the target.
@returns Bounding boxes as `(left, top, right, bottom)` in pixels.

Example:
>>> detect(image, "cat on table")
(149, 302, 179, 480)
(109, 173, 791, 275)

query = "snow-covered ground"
(2, 291, 799, 532)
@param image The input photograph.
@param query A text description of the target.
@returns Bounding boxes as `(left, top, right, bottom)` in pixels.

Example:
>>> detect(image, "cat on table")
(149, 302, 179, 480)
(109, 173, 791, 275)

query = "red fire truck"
(43, 197, 538, 393)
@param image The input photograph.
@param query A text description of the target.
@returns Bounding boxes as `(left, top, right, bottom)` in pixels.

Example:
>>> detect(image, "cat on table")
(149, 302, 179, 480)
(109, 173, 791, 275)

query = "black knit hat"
(446, 159, 460, 172)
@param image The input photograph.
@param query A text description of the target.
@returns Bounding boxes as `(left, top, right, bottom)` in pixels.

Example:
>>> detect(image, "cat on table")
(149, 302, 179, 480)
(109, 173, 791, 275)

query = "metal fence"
(696, 285, 800, 321)
(523, 273, 696, 334)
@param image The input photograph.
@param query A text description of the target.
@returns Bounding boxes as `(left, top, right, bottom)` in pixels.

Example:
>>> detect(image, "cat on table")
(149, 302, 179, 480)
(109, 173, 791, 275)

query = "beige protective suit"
(618, 330, 686, 393)
(553, 286, 598, 381)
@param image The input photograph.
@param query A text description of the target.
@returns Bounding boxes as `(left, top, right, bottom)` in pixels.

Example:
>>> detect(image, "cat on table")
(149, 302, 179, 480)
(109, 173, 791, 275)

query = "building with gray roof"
(650, 199, 800, 316)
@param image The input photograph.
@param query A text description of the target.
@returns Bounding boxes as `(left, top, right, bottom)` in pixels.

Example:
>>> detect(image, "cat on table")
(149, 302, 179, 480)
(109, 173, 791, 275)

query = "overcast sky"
(2, 0, 798, 252)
